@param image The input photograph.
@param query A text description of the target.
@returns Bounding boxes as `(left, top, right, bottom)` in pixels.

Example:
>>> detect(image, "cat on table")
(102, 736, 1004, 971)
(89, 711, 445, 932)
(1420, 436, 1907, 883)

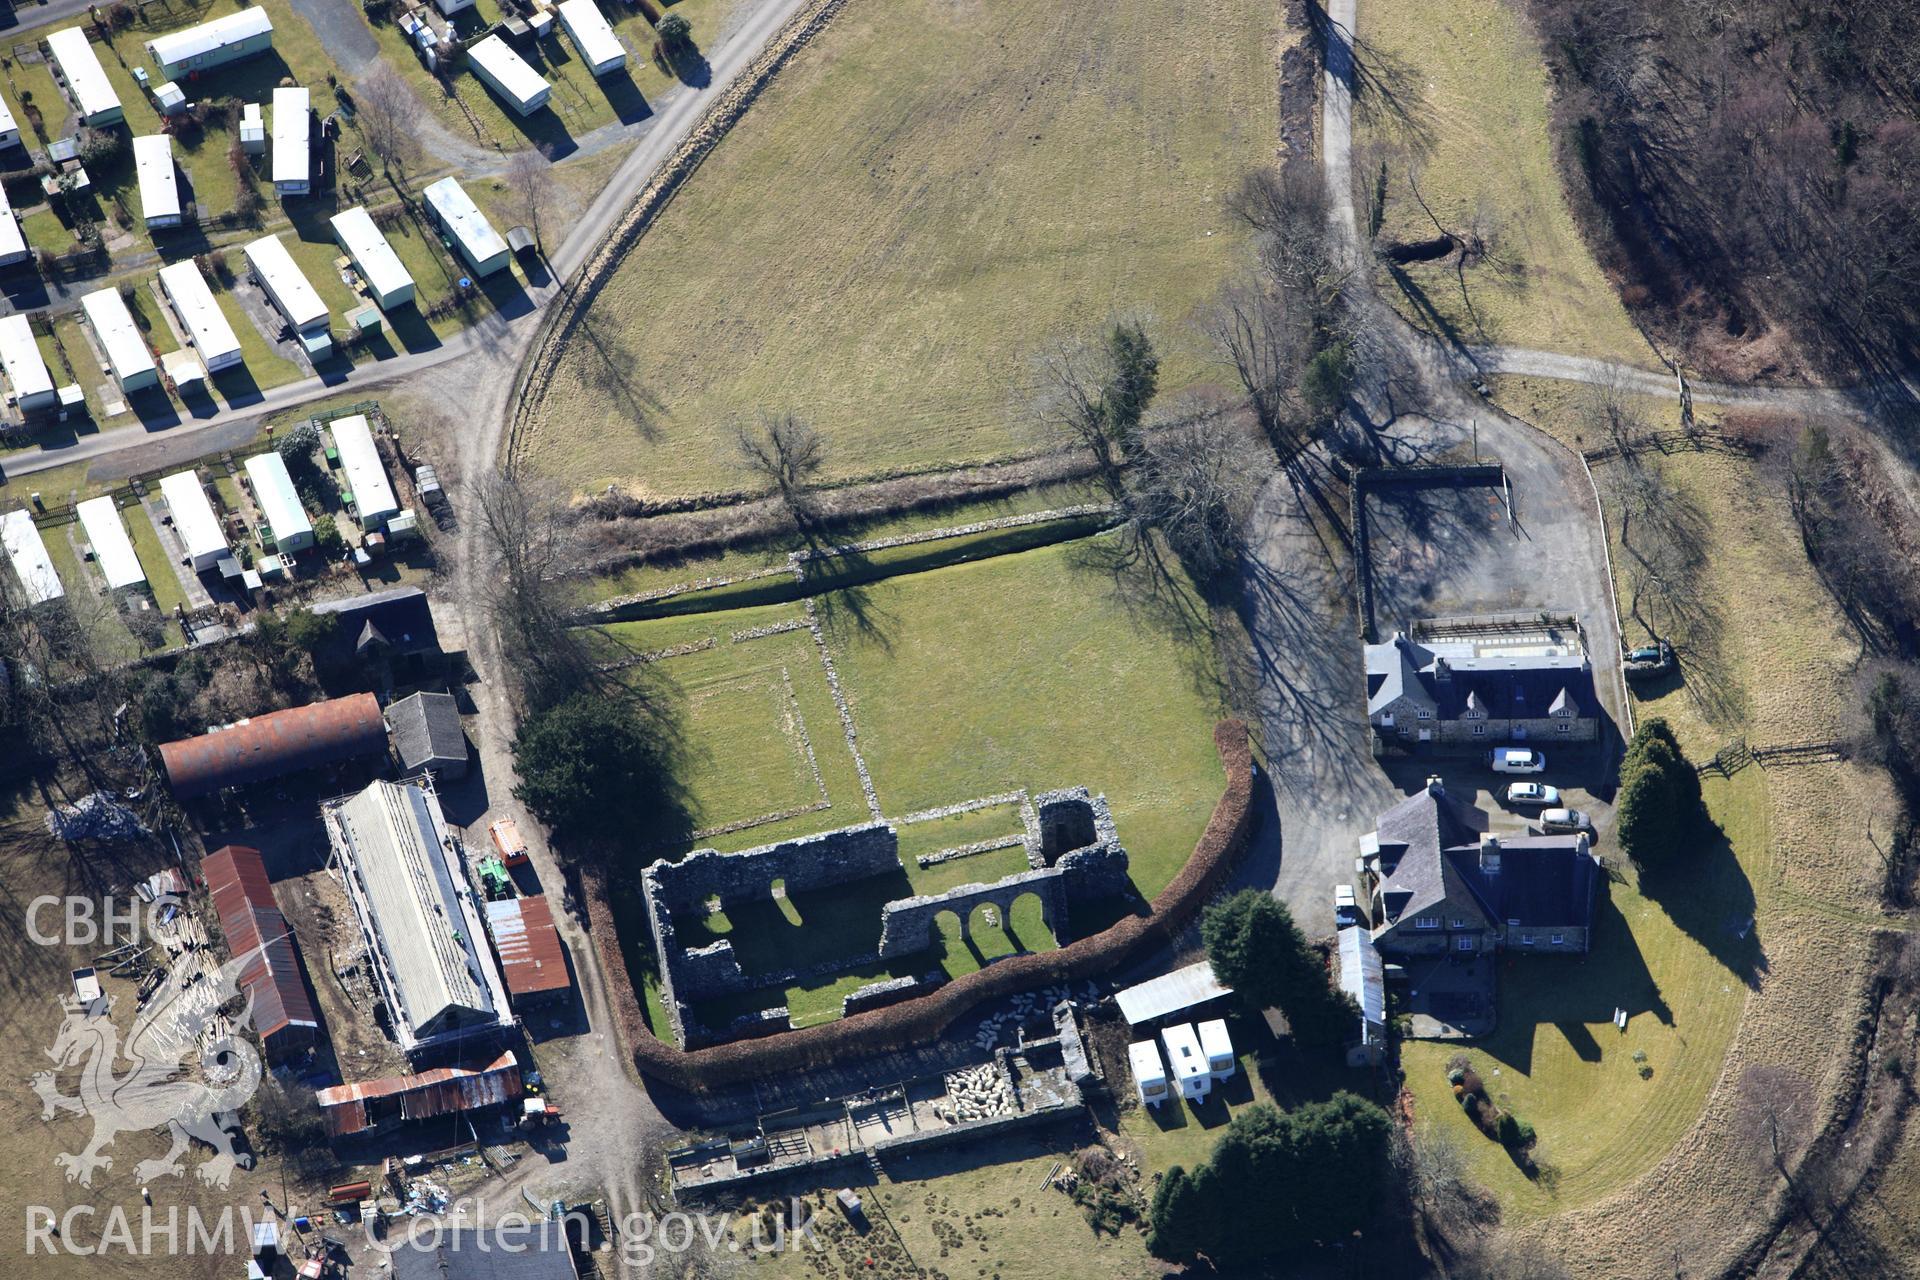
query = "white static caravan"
(1, 508, 62, 604)
(270, 86, 310, 196)
(1197, 1019, 1235, 1081)
(330, 414, 398, 531)
(133, 135, 183, 229)
(0, 182, 29, 268)
(0, 96, 20, 150)
(431, 0, 475, 14)
(239, 102, 265, 154)
(80, 288, 159, 393)
(0, 314, 55, 412)
(158, 471, 228, 573)
(466, 36, 550, 117)
(557, 0, 626, 78)
(1160, 1023, 1212, 1102)
(75, 497, 145, 592)
(329, 206, 415, 310)
(243, 235, 331, 358)
(46, 29, 123, 127)
(243, 452, 314, 554)
(1128, 1040, 1170, 1108)
(157, 261, 242, 372)
(423, 177, 510, 278)
(144, 7, 274, 82)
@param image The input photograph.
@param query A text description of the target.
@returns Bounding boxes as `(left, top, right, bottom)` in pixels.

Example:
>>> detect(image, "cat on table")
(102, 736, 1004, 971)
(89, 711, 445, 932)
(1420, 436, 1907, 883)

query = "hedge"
(583, 719, 1257, 1091)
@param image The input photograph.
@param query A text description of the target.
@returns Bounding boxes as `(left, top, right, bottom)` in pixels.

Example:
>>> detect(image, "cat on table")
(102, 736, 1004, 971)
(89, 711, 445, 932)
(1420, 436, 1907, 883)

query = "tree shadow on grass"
(1636, 815, 1766, 990)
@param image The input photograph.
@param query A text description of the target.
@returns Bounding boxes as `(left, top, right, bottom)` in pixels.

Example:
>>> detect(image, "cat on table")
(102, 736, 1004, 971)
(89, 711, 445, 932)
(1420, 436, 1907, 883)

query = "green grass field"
(122, 501, 188, 617)
(523, 0, 1282, 497)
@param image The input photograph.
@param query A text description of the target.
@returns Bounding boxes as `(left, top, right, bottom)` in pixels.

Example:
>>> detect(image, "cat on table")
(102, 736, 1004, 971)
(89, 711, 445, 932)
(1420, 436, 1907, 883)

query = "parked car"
(1505, 781, 1561, 807)
(1488, 747, 1546, 774)
(1538, 807, 1594, 834)
(1624, 639, 1675, 681)
(1334, 883, 1361, 929)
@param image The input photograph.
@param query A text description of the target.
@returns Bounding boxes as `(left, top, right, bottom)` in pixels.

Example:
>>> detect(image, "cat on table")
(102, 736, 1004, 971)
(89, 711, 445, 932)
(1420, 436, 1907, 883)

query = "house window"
(1416, 709, 1432, 720)
(1414, 917, 1440, 929)
(1558, 722, 1571, 732)
(1456, 936, 1475, 951)
(1472, 725, 1486, 736)
(1520, 934, 1536, 946)
(1550, 933, 1565, 945)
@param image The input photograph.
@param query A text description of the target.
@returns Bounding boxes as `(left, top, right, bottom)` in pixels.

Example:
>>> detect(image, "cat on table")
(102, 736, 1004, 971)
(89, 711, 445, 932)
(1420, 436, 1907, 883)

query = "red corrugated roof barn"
(315, 1051, 522, 1139)
(159, 692, 388, 799)
(485, 894, 571, 1008)
(202, 844, 321, 1062)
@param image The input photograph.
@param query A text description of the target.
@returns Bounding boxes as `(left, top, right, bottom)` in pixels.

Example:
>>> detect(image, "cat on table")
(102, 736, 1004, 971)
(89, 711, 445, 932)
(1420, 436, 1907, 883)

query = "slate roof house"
(1362, 777, 1601, 960)
(387, 689, 468, 779)
(1365, 631, 1599, 749)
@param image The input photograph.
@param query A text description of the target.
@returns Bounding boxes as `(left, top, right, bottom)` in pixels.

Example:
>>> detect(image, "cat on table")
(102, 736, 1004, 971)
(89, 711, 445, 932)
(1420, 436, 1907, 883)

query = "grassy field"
(522, 0, 1283, 497)
(1353, 0, 1649, 362)
(122, 500, 189, 617)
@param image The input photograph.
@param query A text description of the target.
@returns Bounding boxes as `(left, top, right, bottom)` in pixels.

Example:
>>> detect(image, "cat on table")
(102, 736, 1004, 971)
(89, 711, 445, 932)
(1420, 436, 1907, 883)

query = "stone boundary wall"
(841, 973, 944, 1018)
(590, 720, 1255, 1090)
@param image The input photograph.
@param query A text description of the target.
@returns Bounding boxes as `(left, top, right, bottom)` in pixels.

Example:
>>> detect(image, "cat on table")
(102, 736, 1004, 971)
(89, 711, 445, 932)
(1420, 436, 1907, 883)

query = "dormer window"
(1414, 917, 1440, 929)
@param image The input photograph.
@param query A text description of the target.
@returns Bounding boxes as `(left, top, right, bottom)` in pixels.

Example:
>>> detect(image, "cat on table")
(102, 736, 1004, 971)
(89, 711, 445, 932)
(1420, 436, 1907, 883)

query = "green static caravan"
(144, 8, 275, 82)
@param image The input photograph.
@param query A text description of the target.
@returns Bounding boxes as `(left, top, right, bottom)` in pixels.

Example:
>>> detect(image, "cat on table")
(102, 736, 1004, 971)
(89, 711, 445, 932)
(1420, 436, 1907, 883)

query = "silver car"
(1506, 782, 1561, 807)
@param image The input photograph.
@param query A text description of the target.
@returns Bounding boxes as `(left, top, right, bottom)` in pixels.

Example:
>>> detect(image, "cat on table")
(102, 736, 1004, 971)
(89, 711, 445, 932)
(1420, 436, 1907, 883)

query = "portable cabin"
(243, 235, 331, 359)
(46, 29, 123, 126)
(1197, 1018, 1235, 1081)
(270, 86, 310, 196)
(75, 496, 145, 592)
(329, 206, 415, 310)
(153, 82, 188, 116)
(0, 181, 25, 268)
(1128, 1040, 1169, 1108)
(79, 288, 159, 393)
(144, 8, 275, 81)
(157, 471, 229, 572)
(240, 102, 265, 154)
(431, 0, 476, 14)
(1160, 1023, 1212, 1102)
(158, 260, 243, 372)
(423, 178, 510, 278)
(557, 0, 626, 78)
(466, 35, 550, 117)
(133, 135, 183, 229)
(0, 95, 20, 150)
(243, 452, 314, 553)
(0, 314, 55, 412)
(330, 414, 398, 531)
(1, 508, 62, 603)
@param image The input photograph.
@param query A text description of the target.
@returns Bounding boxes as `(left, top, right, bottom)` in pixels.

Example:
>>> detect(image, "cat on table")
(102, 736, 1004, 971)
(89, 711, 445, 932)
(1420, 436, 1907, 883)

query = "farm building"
(133, 135, 183, 229)
(1337, 926, 1387, 1067)
(46, 28, 123, 126)
(0, 183, 27, 267)
(270, 86, 310, 196)
(80, 288, 159, 392)
(387, 690, 467, 779)
(242, 451, 315, 552)
(157, 471, 228, 572)
(329, 206, 415, 310)
(1114, 960, 1233, 1029)
(158, 692, 387, 799)
(74, 497, 145, 592)
(484, 894, 570, 1010)
(466, 35, 550, 116)
(0, 508, 62, 604)
(330, 414, 398, 530)
(423, 177, 510, 278)
(158, 261, 243, 372)
(244, 234, 331, 358)
(557, 0, 625, 77)
(390, 1225, 577, 1280)
(316, 1051, 521, 1139)
(144, 7, 274, 81)
(0, 314, 56, 411)
(0, 96, 18, 149)
(202, 844, 321, 1063)
(322, 778, 515, 1056)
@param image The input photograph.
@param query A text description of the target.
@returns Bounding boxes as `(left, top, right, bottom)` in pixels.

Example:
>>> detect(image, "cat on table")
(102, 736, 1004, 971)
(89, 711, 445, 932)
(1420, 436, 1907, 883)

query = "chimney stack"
(1479, 833, 1501, 875)
(1426, 775, 1445, 797)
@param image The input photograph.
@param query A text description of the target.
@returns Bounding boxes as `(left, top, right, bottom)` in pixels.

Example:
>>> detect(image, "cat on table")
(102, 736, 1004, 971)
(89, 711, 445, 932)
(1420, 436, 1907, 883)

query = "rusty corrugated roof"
(160, 692, 388, 799)
(315, 1051, 521, 1138)
(485, 894, 570, 1001)
(201, 844, 320, 1047)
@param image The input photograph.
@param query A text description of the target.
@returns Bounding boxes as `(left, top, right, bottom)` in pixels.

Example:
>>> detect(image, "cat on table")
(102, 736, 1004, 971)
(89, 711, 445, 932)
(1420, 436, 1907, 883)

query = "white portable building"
(0, 182, 28, 268)
(158, 471, 228, 572)
(46, 28, 123, 126)
(0, 314, 55, 412)
(423, 177, 510, 278)
(144, 7, 274, 81)
(76, 496, 145, 592)
(1, 508, 62, 604)
(240, 102, 265, 153)
(0, 95, 20, 150)
(330, 414, 398, 531)
(557, 0, 625, 78)
(243, 452, 314, 553)
(157, 261, 242, 372)
(80, 288, 159, 392)
(133, 135, 183, 229)
(431, 0, 475, 13)
(1128, 1040, 1169, 1108)
(329, 206, 415, 310)
(270, 86, 310, 196)
(1197, 1019, 1235, 1081)
(466, 35, 550, 116)
(1160, 1023, 1212, 1102)
(243, 235, 331, 358)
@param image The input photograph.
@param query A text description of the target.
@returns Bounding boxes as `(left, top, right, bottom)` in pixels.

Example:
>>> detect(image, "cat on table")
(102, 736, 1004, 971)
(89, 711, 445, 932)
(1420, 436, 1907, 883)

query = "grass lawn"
(51, 312, 116, 422)
(213, 283, 304, 389)
(39, 517, 141, 660)
(522, 0, 1283, 497)
(20, 206, 74, 254)
(121, 500, 189, 616)
(1354, 0, 1650, 362)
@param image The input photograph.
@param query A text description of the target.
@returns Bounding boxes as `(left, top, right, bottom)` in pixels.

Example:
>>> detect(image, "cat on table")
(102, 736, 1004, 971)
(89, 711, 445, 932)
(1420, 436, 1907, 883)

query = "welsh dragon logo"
(32, 923, 266, 1188)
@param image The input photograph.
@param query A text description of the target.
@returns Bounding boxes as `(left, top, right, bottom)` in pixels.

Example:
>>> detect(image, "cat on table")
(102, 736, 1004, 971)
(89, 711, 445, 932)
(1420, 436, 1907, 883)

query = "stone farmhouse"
(1365, 631, 1600, 751)
(1360, 777, 1601, 960)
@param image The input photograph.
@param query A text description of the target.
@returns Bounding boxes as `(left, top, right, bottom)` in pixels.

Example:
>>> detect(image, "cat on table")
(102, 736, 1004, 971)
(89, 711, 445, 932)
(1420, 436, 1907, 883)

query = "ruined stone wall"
(842, 973, 946, 1018)
(876, 866, 1070, 959)
(648, 823, 901, 913)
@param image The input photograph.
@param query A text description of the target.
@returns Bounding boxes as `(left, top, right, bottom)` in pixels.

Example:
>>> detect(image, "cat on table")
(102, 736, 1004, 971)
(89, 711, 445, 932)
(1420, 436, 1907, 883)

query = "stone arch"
(931, 908, 967, 965)
(1003, 890, 1056, 954)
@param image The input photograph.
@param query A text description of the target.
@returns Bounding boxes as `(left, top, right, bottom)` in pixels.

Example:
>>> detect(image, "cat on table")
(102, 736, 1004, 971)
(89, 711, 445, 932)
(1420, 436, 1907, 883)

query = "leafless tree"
(473, 471, 600, 711)
(1229, 168, 1349, 331)
(1575, 370, 1654, 457)
(733, 412, 826, 529)
(1030, 321, 1158, 500)
(353, 65, 420, 179)
(1129, 408, 1262, 577)
(504, 147, 556, 252)
(1203, 278, 1309, 458)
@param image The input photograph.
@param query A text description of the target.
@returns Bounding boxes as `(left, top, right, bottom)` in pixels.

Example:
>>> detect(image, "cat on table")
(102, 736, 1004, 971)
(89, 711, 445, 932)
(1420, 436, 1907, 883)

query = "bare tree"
(1229, 168, 1348, 331)
(1129, 408, 1262, 577)
(1204, 278, 1308, 458)
(1030, 320, 1159, 500)
(732, 413, 826, 528)
(1575, 370, 1654, 456)
(473, 472, 600, 711)
(504, 147, 556, 253)
(353, 65, 420, 178)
